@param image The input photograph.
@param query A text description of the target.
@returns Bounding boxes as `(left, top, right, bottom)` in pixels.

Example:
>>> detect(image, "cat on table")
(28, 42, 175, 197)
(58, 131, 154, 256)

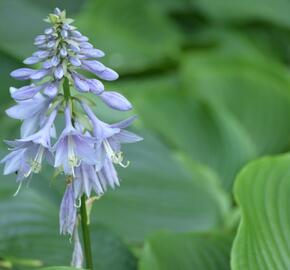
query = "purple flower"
(59, 183, 77, 235)
(10, 84, 43, 100)
(6, 93, 52, 137)
(43, 81, 59, 98)
(80, 48, 105, 58)
(53, 106, 97, 176)
(99, 91, 132, 111)
(71, 72, 104, 94)
(3, 7, 142, 243)
(10, 68, 36, 80)
(73, 163, 104, 199)
(1, 109, 57, 178)
(81, 60, 118, 81)
(0, 148, 29, 183)
(81, 102, 142, 190)
(71, 226, 83, 267)
(30, 68, 51, 80)
(54, 65, 64, 79)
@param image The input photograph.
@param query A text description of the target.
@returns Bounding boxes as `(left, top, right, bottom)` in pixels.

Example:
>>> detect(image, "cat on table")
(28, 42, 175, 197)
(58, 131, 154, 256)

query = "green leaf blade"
(139, 231, 233, 270)
(232, 154, 290, 269)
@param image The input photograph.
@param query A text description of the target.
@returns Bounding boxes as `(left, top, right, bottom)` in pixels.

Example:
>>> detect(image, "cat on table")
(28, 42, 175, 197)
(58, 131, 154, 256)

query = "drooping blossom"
(1, 7, 142, 268)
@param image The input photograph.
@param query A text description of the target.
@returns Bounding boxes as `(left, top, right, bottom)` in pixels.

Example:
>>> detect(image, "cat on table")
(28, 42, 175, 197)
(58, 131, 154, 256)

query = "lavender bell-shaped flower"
(2, 7, 142, 269)
(81, 102, 143, 191)
(53, 106, 97, 176)
(1, 109, 57, 192)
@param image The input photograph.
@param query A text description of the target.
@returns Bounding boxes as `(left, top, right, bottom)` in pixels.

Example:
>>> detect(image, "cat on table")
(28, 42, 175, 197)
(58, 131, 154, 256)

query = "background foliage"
(1, 0, 290, 269)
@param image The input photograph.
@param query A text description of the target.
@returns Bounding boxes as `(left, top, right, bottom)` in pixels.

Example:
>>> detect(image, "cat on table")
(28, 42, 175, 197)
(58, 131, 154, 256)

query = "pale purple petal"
(82, 102, 120, 140)
(43, 60, 53, 69)
(110, 116, 137, 129)
(114, 130, 143, 143)
(71, 30, 82, 38)
(72, 73, 90, 92)
(69, 56, 82, 67)
(79, 42, 93, 49)
(47, 40, 56, 49)
(100, 91, 132, 111)
(54, 65, 64, 79)
(6, 94, 49, 120)
(23, 56, 41, 65)
(74, 136, 97, 165)
(44, 27, 54, 35)
(30, 69, 50, 80)
(71, 228, 83, 268)
(11, 68, 36, 80)
(51, 56, 60, 66)
(94, 67, 119, 81)
(11, 85, 43, 100)
(82, 60, 106, 72)
(60, 47, 68, 57)
(33, 50, 50, 59)
(81, 48, 105, 58)
(44, 81, 59, 98)
(21, 115, 40, 137)
(1, 149, 26, 175)
(87, 79, 104, 95)
(60, 184, 77, 235)
(54, 138, 68, 168)
(61, 29, 68, 38)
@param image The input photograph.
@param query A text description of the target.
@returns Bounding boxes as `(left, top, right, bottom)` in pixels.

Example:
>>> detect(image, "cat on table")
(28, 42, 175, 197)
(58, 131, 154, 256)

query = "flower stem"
(63, 77, 71, 100)
(80, 195, 94, 269)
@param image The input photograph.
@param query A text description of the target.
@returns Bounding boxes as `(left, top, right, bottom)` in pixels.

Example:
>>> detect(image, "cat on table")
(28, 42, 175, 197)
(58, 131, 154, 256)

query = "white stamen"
(24, 145, 45, 178)
(103, 140, 130, 168)
(13, 181, 23, 197)
(67, 136, 78, 176)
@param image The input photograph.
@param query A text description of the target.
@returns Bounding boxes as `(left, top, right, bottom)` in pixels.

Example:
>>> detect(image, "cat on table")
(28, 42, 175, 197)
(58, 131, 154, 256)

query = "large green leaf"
(232, 154, 290, 269)
(0, 171, 136, 270)
(139, 231, 233, 270)
(0, 1, 47, 59)
(90, 132, 230, 243)
(0, 52, 24, 140)
(77, 0, 181, 73)
(195, 0, 290, 28)
(112, 75, 255, 189)
(38, 268, 83, 270)
(181, 47, 290, 156)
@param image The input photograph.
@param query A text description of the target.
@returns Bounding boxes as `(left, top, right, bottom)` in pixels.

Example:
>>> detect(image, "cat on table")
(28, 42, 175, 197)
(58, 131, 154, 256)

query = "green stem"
(64, 78, 93, 268)
(63, 77, 71, 100)
(80, 195, 94, 269)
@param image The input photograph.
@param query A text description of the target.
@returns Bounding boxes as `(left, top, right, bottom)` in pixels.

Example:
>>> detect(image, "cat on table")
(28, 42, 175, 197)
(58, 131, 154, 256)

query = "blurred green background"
(1, 0, 290, 269)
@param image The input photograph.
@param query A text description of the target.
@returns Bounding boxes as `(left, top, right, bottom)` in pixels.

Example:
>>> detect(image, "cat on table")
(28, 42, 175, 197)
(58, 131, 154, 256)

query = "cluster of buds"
(1, 8, 142, 240)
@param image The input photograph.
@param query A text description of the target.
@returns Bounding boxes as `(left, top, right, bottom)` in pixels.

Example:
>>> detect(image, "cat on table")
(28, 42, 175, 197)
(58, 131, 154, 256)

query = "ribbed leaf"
(139, 231, 233, 270)
(77, 0, 181, 73)
(232, 154, 290, 269)
(112, 75, 255, 190)
(90, 132, 230, 242)
(0, 170, 136, 270)
(195, 0, 290, 28)
(38, 268, 83, 270)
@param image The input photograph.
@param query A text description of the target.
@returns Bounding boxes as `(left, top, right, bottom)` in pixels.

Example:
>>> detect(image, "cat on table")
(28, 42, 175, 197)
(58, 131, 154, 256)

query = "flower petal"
(11, 84, 43, 100)
(30, 69, 50, 80)
(10, 68, 36, 80)
(94, 67, 119, 81)
(87, 79, 104, 95)
(59, 184, 77, 235)
(100, 91, 132, 111)
(110, 116, 137, 129)
(114, 130, 143, 143)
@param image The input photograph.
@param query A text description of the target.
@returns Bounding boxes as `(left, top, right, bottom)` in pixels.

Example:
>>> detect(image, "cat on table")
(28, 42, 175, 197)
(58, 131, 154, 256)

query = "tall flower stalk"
(1, 8, 142, 269)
